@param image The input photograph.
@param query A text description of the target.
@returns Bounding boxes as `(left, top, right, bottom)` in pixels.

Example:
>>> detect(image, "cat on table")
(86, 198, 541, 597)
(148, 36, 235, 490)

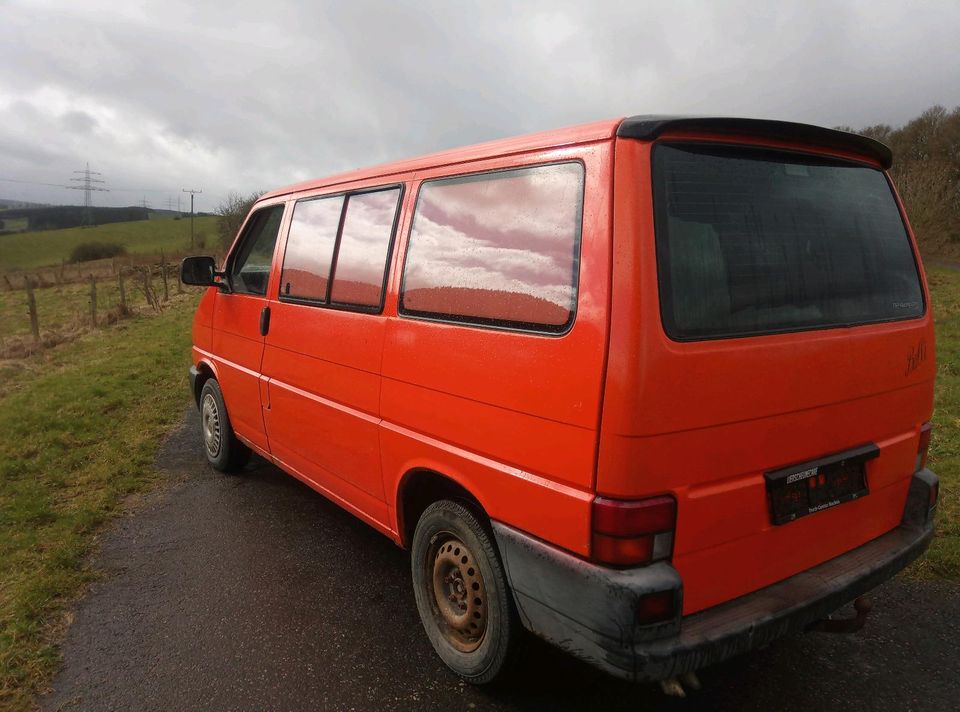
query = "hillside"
(0, 215, 219, 270)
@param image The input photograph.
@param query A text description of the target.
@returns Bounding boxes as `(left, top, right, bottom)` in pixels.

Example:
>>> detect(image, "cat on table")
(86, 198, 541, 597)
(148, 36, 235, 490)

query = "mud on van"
(181, 116, 938, 687)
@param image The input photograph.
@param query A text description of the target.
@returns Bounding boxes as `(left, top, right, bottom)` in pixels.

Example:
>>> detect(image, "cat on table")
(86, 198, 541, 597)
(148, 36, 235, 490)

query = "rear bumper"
(492, 469, 937, 683)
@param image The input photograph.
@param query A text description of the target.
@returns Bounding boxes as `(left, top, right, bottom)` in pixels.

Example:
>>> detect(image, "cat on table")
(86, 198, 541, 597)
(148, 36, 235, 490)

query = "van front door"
(211, 203, 285, 454)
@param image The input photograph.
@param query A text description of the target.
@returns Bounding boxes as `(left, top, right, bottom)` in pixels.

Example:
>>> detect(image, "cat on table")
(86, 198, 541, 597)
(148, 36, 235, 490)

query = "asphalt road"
(43, 408, 960, 711)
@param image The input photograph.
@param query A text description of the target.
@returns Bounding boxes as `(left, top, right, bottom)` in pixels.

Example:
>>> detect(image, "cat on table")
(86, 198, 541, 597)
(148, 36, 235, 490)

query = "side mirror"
(180, 256, 221, 288)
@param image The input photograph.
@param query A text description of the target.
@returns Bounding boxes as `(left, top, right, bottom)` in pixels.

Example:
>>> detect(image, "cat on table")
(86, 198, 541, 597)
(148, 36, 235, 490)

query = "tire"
(198, 379, 251, 473)
(411, 499, 522, 684)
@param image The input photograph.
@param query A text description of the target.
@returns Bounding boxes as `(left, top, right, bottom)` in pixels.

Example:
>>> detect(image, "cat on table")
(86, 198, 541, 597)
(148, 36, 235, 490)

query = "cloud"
(1, 0, 958, 210)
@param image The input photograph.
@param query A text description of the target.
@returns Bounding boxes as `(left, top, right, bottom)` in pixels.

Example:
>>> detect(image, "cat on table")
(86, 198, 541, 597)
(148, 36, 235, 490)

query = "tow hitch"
(810, 595, 874, 634)
(659, 671, 702, 698)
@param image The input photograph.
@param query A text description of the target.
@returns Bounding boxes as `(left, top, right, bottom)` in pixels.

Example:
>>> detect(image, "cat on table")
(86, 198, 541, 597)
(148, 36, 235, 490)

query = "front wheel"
(411, 500, 522, 684)
(199, 379, 251, 472)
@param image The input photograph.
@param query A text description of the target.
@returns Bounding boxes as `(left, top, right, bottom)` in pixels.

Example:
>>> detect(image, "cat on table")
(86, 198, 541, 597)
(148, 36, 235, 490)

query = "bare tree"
(216, 191, 262, 248)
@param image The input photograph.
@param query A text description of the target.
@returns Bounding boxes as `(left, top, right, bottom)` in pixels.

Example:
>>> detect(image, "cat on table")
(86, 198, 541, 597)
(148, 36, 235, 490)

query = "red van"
(181, 116, 938, 689)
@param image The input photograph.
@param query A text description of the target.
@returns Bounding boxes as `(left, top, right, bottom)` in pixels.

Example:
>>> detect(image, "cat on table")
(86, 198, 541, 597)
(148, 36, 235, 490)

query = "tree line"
(2, 206, 150, 232)
(843, 105, 960, 256)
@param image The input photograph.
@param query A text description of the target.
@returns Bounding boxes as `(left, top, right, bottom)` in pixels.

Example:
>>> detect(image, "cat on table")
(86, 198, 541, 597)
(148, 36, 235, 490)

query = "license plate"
(764, 443, 877, 525)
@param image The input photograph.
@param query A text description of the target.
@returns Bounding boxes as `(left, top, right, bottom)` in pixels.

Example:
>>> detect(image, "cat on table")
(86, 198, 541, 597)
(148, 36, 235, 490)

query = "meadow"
(0, 215, 218, 271)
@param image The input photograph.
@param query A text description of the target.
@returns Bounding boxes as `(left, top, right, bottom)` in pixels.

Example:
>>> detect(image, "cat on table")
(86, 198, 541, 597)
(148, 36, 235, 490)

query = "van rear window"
(652, 143, 924, 340)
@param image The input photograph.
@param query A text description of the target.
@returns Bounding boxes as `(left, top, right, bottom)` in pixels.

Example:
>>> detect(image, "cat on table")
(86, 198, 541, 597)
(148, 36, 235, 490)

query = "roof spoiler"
(617, 115, 893, 169)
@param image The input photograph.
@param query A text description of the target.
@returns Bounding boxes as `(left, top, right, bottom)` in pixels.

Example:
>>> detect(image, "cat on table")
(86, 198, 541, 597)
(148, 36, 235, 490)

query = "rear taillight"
(591, 495, 676, 567)
(916, 422, 933, 472)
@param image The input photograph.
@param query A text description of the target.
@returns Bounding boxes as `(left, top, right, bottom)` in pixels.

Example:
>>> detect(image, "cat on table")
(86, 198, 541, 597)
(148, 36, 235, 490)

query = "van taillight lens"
(916, 422, 933, 472)
(591, 495, 676, 567)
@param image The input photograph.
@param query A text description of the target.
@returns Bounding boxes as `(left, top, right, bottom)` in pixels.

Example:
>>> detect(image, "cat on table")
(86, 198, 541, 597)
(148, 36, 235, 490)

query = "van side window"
(330, 188, 401, 307)
(400, 162, 584, 333)
(280, 195, 345, 301)
(280, 187, 401, 310)
(229, 204, 284, 296)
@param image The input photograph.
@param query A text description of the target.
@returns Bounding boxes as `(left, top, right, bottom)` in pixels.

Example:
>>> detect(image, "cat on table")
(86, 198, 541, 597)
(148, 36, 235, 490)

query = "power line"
(0, 176, 71, 188)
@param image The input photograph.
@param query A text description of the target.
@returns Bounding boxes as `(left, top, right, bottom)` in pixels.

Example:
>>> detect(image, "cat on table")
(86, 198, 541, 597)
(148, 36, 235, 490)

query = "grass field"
(0, 268, 957, 709)
(0, 294, 198, 709)
(918, 266, 960, 578)
(0, 216, 219, 271)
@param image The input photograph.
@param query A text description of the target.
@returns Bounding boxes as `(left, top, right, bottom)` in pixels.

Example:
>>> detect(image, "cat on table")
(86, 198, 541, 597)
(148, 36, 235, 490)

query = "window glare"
(401, 163, 584, 332)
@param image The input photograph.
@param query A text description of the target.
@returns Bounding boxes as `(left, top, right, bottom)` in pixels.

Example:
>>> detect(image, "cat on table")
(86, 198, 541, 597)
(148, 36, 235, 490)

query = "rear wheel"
(411, 499, 522, 684)
(199, 379, 251, 472)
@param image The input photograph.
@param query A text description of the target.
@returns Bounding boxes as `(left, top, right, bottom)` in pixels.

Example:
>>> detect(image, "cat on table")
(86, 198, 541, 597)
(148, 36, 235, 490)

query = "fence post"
(142, 268, 160, 312)
(89, 274, 97, 326)
(25, 277, 40, 342)
(118, 268, 127, 314)
(161, 251, 169, 302)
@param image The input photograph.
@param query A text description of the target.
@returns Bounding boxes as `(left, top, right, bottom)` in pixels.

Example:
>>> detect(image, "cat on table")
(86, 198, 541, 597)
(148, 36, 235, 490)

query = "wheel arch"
(192, 358, 218, 407)
(396, 468, 488, 549)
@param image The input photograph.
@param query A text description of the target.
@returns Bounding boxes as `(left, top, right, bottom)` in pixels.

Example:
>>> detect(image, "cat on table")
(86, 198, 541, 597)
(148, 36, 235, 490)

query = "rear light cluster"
(916, 422, 933, 473)
(591, 495, 676, 567)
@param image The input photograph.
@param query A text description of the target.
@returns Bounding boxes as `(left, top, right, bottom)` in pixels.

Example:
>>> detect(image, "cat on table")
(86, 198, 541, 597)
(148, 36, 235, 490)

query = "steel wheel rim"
(201, 393, 222, 458)
(428, 534, 488, 652)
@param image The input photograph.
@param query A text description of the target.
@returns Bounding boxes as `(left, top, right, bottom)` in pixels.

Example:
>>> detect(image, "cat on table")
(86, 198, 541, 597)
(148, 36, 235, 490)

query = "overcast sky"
(1, 0, 958, 211)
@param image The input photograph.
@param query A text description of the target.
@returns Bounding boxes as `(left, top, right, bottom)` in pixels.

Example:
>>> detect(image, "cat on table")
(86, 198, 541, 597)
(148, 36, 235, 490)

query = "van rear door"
(599, 136, 935, 614)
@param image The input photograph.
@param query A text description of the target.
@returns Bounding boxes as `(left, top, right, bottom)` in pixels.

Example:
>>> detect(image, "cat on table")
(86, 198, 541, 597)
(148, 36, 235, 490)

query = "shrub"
(216, 191, 261, 248)
(68, 241, 127, 263)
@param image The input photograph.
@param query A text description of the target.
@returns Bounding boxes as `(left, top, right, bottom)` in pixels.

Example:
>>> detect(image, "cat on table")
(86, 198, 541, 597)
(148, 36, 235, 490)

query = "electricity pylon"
(67, 163, 109, 226)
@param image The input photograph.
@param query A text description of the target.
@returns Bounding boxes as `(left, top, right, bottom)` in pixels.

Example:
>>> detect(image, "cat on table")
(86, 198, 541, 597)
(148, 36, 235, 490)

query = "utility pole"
(182, 188, 202, 249)
(67, 163, 109, 226)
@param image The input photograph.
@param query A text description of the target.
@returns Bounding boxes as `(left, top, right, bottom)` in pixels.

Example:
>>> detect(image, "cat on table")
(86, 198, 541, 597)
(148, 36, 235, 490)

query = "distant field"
(0, 216, 219, 271)
(0, 217, 28, 233)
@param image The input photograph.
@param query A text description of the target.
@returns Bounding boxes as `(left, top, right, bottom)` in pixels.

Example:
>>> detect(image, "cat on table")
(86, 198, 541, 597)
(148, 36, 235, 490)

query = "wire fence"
(0, 253, 213, 358)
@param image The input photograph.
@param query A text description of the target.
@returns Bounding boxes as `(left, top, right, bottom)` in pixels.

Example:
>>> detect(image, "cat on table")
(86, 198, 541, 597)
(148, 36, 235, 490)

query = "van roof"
(260, 115, 892, 201)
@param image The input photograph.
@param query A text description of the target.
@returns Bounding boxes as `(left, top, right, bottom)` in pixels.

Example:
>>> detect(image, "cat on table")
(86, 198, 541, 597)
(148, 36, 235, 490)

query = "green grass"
(0, 217, 219, 271)
(0, 295, 198, 709)
(918, 267, 960, 579)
